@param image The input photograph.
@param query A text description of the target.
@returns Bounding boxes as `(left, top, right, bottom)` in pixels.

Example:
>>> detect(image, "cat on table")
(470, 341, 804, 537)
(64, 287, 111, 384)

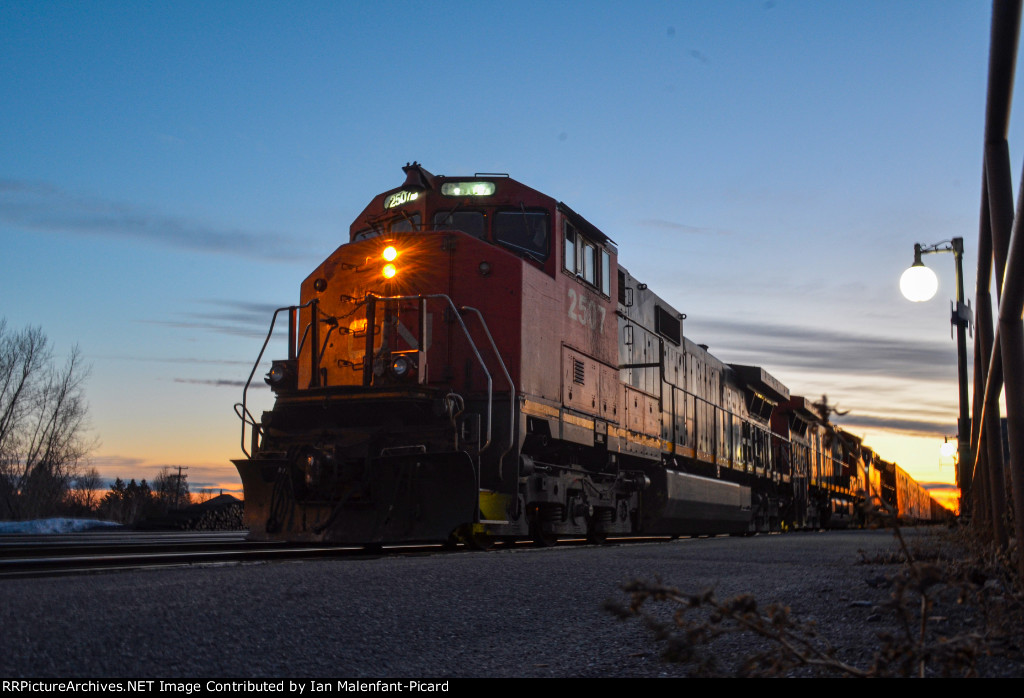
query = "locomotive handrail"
(366, 293, 495, 453)
(460, 305, 516, 482)
(236, 300, 315, 458)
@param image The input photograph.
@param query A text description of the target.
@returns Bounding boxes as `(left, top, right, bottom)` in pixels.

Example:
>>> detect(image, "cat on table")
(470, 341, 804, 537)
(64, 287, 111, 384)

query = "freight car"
(878, 456, 935, 524)
(772, 397, 866, 529)
(233, 163, 943, 544)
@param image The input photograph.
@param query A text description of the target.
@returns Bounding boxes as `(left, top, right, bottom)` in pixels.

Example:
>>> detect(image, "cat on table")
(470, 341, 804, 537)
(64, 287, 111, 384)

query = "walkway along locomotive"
(233, 163, 942, 544)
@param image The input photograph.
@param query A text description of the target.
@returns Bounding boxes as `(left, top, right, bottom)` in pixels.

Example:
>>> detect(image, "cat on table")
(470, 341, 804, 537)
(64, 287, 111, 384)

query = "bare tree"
(193, 488, 217, 505)
(0, 321, 96, 519)
(67, 466, 103, 514)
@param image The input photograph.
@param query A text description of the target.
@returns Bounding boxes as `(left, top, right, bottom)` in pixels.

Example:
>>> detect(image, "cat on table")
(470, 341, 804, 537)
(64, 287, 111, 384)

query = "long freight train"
(233, 163, 947, 545)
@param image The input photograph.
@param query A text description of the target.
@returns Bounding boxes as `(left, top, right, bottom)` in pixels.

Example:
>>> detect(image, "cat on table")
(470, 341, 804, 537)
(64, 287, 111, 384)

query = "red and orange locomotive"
(233, 163, 938, 545)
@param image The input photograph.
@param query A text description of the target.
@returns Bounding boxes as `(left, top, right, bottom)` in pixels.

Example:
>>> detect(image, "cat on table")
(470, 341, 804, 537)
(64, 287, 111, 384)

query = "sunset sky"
(2, 1, 1017, 512)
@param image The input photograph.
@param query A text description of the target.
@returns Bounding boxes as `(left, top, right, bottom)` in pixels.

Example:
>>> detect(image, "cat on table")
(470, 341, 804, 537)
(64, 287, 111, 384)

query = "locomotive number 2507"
(567, 288, 606, 332)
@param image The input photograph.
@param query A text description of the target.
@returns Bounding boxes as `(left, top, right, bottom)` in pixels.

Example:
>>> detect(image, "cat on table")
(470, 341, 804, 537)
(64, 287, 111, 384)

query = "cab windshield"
(493, 210, 549, 261)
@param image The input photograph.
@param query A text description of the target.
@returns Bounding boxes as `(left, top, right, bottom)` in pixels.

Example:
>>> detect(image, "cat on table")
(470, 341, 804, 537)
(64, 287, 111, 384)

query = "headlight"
(381, 246, 399, 279)
(390, 355, 411, 378)
(372, 351, 420, 385)
(264, 359, 297, 392)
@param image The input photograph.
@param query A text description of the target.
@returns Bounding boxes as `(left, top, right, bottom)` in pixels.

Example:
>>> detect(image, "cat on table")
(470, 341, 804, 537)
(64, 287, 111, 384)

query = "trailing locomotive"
(233, 163, 944, 545)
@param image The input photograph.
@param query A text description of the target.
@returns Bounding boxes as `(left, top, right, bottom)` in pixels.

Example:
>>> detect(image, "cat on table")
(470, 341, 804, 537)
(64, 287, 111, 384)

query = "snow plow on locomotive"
(233, 163, 943, 545)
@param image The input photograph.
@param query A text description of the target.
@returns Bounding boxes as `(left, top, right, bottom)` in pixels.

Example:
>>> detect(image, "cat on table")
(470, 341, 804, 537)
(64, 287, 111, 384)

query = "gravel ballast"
(0, 527, 1017, 677)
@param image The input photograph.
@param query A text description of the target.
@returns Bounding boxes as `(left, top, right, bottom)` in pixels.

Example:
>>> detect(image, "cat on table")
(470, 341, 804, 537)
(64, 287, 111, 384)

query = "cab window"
(389, 213, 421, 233)
(494, 211, 549, 261)
(564, 220, 611, 296)
(433, 211, 486, 238)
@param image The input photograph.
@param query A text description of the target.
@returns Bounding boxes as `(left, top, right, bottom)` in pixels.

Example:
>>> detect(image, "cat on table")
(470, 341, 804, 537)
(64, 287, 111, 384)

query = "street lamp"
(900, 244, 940, 302)
(900, 237, 972, 505)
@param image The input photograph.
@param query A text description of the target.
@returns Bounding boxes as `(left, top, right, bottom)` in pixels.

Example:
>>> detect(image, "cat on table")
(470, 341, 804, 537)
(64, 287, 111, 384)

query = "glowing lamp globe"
(940, 440, 957, 458)
(900, 264, 939, 302)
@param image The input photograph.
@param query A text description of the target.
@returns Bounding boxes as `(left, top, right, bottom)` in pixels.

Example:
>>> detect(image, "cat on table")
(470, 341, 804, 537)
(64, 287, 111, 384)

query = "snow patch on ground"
(0, 518, 123, 534)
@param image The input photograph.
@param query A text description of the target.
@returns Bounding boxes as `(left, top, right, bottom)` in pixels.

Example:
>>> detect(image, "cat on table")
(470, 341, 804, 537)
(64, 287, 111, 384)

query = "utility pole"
(175, 465, 189, 509)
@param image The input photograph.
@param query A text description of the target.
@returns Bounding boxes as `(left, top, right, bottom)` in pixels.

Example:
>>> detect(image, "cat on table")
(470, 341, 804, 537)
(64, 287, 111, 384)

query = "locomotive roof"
(352, 163, 615, 247)
(556, 200, 615, 247)
(729, 364, 790, 402)
(779, 396, 824, 423)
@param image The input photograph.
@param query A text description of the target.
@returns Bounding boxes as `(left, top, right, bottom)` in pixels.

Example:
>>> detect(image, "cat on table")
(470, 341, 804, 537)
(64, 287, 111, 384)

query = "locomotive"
(233, 163, 943, 545)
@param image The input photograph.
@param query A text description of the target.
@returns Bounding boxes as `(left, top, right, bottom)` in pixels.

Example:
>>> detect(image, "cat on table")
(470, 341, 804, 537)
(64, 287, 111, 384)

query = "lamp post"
(900, 237, 972, 505)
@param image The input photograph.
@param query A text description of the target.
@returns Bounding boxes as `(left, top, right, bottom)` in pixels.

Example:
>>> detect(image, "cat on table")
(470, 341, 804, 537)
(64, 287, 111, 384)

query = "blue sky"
(1, 1, 1012, 503)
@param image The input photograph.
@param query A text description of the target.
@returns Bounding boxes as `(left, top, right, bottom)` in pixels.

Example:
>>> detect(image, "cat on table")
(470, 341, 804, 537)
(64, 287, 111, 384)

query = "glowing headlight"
(391, 355, 411, 378)
(382, 263, 397, 279)
(372, 351, 419, 386)
(382, 246, 398, 262)
(266, 364, 286, 383)
(441, 181, 496, 197)
(264, 359, 297, 392)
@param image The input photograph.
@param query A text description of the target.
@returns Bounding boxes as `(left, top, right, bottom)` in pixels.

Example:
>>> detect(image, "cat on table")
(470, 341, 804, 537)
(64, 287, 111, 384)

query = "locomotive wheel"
(532, 531, 557, 547)
(585, 519, 607, 545)
(528, 503, 559, 547)
(529, 520, 557, 547)
(464, 531, 494, 551)
(452, 524, 493, 551)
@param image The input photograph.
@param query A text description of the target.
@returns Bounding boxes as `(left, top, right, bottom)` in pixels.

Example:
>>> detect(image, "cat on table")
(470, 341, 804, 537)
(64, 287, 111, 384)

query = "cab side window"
(564, 221, 611, 296)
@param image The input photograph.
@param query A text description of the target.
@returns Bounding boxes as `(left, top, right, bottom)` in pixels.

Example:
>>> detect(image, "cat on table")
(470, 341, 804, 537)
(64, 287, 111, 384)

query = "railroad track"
(0, 530, 444, 579)
(0, 529, 687, 579)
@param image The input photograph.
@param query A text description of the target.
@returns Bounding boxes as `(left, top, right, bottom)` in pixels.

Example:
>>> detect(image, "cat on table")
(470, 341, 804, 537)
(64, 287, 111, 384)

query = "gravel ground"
(0, 527, 1020, 678)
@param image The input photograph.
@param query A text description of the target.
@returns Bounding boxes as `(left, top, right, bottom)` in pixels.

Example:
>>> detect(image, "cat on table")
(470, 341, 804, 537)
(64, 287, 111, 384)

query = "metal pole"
(952, 239, 972, 499)
(308, 299, 320, 388)
(288, 307, 297, 361)
(908, 238, 977, 518)
(976, 149, 1010, 543)
(998, 166, 1024, 576)
(973, 0, 1020, 539)
(363, 295, 376, 387)
(986, 0, 1024, 578)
